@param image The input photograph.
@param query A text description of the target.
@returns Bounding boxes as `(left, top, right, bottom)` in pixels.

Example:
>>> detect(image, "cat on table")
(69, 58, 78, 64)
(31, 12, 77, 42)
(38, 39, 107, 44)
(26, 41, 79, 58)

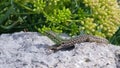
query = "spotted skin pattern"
(48, 35, 109, 52)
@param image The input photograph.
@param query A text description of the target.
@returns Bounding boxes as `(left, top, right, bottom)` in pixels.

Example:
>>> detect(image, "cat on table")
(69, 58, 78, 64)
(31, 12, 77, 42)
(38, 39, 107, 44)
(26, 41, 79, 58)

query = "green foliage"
(1, 0, 120, 45)
(83, 0, 120, 38)
(33, 0, 120, 39)
(110, 27, 120, 45)
(0, 0, 36, 33)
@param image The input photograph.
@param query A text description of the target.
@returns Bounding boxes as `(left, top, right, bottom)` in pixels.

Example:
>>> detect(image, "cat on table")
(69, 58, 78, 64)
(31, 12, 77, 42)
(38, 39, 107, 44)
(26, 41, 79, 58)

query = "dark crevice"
(115, 50, 120, 68)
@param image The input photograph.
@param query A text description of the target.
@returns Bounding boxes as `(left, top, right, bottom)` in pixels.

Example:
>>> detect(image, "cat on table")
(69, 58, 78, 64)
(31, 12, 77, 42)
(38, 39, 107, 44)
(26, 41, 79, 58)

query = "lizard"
(43, 31, 109, 52)
(42, 30, 63, 44)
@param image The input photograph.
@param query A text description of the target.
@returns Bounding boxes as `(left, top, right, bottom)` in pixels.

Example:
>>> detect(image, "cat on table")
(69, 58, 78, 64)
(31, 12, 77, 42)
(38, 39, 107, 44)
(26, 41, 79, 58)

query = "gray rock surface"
(0, 32, 120, 68)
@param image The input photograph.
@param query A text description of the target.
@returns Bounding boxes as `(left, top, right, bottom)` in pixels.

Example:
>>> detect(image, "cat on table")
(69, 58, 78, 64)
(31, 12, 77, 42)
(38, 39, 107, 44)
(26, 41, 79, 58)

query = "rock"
(0, 32, 120, 68)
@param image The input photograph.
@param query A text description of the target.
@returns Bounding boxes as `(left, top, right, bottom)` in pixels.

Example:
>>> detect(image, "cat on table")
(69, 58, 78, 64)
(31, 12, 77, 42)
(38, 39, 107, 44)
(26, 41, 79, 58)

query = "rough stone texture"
(0, 32, 120, 68)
